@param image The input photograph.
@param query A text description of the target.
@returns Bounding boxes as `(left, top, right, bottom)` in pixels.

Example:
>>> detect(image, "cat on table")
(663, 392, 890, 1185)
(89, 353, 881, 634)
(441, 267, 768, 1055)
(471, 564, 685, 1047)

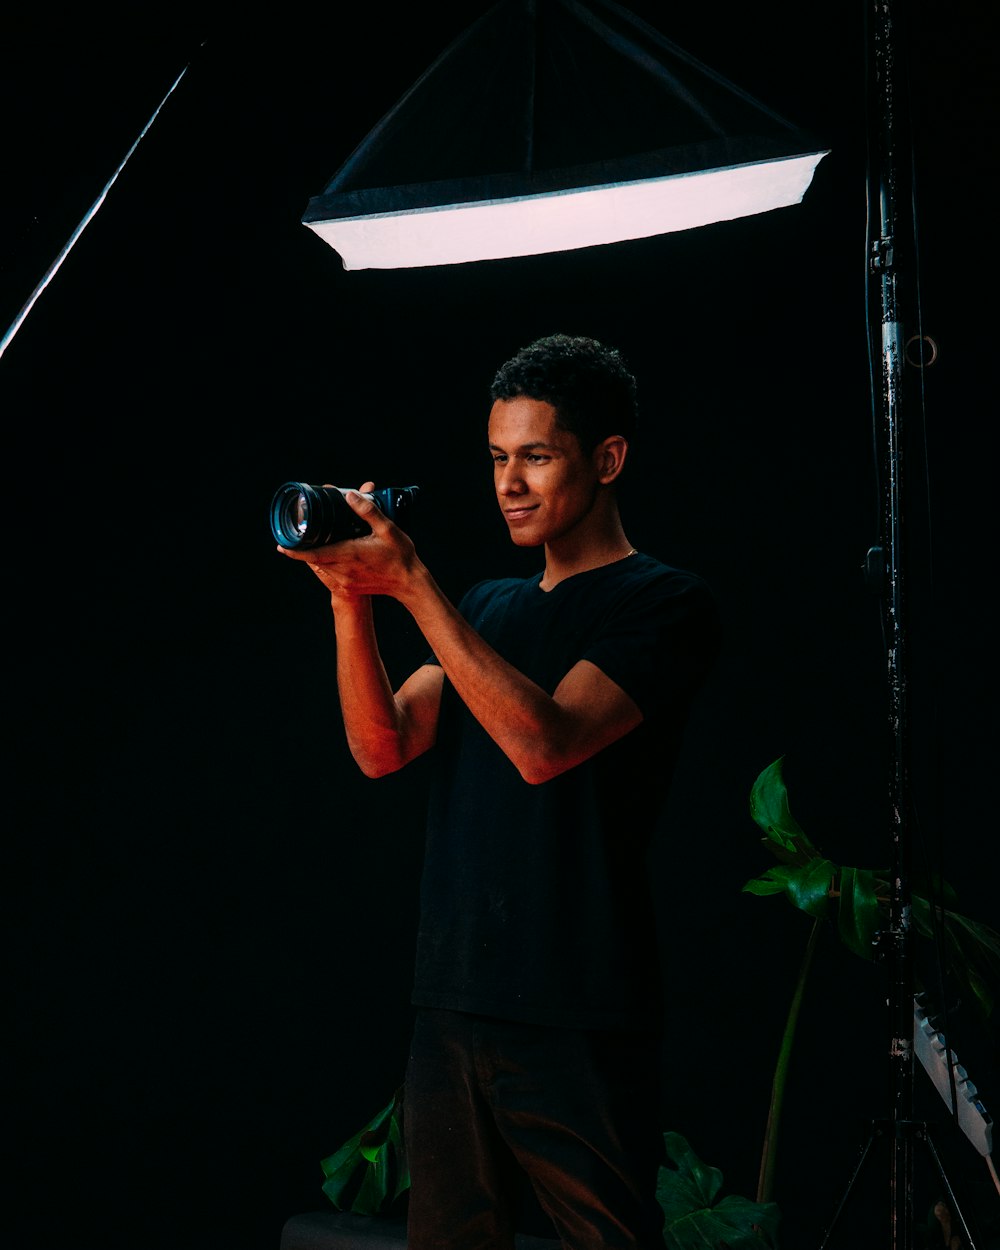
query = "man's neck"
(539, 516, 636, 591)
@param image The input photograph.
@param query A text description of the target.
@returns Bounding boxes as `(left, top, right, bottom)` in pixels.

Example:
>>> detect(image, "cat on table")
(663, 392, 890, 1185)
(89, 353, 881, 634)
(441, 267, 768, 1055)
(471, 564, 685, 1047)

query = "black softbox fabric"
(302, 0, 825, 229)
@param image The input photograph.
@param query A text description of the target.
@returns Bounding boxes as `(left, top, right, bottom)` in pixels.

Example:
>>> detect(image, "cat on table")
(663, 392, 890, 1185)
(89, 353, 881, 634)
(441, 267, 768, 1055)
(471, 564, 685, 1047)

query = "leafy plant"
(743, 755, 1000, 1202)
(320, 1085, 408, 1215)
(318, 1099, 776, 1245)
(658, 1131, 780, 1249)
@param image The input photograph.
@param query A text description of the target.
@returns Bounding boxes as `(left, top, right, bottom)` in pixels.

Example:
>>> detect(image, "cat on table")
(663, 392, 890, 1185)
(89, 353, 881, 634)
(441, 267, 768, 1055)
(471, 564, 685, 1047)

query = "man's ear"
(594, 435, 628, 484)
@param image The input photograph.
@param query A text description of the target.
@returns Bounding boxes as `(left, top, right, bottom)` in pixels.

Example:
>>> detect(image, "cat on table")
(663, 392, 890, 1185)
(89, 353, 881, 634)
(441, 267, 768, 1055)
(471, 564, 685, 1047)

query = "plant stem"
(756, 915, 824, 1204)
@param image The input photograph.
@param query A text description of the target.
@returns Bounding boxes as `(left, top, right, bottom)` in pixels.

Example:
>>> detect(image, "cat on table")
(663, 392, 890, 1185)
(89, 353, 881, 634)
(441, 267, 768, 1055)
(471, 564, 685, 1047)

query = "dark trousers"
(403, 1008, 666, 1250)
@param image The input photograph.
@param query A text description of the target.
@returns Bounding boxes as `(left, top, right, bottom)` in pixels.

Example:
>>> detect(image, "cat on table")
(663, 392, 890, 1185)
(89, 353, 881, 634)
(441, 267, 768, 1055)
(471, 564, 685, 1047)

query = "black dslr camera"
(270, 481, 420, 550)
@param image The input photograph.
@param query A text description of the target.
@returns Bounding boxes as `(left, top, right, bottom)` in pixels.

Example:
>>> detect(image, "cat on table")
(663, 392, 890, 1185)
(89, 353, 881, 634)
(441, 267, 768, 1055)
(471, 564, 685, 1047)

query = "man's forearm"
(397, 567, 600, 784)
(332, 596, 413, 777)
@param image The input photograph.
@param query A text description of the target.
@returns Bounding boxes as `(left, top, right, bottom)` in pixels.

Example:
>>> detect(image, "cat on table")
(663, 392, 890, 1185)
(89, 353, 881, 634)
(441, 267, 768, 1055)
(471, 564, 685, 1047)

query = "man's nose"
(497, 463, 526, 494)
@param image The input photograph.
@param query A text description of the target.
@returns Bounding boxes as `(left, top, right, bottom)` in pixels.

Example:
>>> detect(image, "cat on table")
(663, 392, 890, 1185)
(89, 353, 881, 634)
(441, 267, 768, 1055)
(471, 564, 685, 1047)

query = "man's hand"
(277, 480, 419, 604)
(276, 481, 441, 776)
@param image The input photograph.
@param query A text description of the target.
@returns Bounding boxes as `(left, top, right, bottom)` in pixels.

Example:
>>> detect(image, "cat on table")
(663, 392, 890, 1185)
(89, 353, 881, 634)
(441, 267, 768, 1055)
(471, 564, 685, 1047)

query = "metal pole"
(869, 1, 915, 1245)
(0, 49, 200, 363)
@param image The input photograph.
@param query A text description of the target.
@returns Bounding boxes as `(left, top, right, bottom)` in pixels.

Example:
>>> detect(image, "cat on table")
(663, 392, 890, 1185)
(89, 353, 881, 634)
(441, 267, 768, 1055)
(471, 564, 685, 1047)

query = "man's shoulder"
(601, 552, 715, 609)
(459, 573, 536, 609)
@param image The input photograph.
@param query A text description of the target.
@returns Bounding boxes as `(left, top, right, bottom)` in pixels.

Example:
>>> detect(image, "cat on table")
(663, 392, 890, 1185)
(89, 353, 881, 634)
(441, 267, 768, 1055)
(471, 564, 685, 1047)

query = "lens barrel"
(270, 482, 419, 549)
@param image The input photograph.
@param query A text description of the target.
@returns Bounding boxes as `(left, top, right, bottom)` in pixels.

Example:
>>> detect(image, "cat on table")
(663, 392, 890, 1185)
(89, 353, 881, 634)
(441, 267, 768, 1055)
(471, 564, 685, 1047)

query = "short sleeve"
(582, 573, 720, 720)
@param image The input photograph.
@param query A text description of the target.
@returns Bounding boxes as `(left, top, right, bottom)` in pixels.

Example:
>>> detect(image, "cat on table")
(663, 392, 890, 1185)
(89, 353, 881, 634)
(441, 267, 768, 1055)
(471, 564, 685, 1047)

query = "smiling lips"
(503, 504, 538, 522)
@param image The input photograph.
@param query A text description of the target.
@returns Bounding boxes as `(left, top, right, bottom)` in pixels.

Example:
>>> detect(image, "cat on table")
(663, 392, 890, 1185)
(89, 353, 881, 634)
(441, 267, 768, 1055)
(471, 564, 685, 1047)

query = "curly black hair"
(490, 333, 638, 452)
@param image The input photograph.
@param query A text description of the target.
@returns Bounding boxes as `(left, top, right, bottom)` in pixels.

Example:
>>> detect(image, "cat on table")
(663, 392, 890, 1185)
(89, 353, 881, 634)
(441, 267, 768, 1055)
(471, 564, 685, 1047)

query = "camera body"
(270, 482, 419, 550)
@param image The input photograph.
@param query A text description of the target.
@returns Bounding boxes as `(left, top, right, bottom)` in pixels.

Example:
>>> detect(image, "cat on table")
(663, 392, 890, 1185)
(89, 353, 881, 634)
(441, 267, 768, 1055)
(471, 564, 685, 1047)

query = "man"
(278, 333, 720, 1249)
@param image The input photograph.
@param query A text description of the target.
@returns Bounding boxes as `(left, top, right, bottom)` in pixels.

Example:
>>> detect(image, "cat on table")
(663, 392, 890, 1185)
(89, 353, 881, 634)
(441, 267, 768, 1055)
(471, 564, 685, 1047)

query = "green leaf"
(749, 757, 818, 863)
(910, 871, 959, 910)
(743, 859, 835, 919)
(657, 1132, 781, 1249)
(320, 1087, 408, 1214)
(742, 872, 793, 898)
(352, 1155, 393, 1216)
(836, 865, 882, 960)
(911, 898, 1000, 1019)
(786, 858, 836, 917)
(320, 1129, 368, 1196)
(948, 911, 1000, 958)
(657, 1132, 722, 1217)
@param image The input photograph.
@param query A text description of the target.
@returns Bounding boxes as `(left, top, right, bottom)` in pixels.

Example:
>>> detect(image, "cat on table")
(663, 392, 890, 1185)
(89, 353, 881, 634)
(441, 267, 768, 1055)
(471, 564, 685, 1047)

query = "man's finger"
(344, 488, 386, 528)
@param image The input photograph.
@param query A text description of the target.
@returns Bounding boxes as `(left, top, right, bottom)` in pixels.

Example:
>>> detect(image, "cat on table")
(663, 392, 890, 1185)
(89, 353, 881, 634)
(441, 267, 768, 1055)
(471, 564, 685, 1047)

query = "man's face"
(487, 396, 601, 548)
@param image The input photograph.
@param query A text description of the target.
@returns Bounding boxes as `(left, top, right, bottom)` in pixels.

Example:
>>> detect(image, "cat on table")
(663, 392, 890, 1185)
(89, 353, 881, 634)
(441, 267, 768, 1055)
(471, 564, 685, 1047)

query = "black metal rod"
(869, 1, 916, 1245)
(0, 49, 199, 363)
(817, 1122, 884, 1249)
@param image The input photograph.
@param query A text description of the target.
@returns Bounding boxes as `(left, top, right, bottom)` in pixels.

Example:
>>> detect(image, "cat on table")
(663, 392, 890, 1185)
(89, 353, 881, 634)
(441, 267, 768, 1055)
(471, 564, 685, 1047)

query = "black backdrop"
(4, 5, 997, 1249)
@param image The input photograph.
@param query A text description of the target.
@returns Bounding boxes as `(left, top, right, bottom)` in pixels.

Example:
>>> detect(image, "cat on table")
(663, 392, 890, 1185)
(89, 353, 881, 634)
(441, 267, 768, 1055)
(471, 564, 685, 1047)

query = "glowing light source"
(305, 151, 827, 271)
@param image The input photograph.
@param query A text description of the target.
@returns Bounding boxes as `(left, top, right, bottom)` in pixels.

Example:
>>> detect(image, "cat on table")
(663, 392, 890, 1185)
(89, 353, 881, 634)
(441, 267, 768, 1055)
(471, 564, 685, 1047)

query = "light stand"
(819, 2, 980, 1246)
(872, 0, 917, 1241)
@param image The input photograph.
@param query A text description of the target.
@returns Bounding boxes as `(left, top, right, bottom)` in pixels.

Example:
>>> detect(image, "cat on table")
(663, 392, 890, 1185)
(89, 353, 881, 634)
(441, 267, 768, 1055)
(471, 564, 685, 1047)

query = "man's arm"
(280, 490, 641, 785)
(330, 594, 443, 778)
(401, 574, 641, 784)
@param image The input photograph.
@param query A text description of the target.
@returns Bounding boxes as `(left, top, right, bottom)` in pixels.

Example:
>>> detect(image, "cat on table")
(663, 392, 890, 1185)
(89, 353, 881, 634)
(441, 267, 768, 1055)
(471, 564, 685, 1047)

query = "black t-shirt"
(411, 552, 720, 1030)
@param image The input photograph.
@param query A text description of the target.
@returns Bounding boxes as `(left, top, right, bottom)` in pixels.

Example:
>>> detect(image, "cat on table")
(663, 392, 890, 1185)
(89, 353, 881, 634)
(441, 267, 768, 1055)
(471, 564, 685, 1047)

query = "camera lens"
(287, 491, 309, 538)
(270, 482, 357, 549)
(270, 482, 419, 549)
